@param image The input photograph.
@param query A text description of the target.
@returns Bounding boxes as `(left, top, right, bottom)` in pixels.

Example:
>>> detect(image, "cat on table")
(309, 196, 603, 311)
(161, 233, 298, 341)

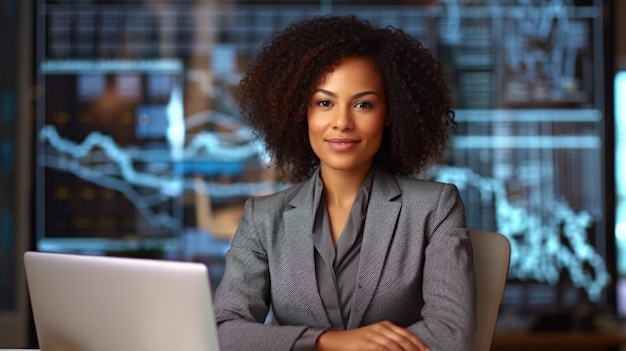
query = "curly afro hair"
(238, 15, 455, 182)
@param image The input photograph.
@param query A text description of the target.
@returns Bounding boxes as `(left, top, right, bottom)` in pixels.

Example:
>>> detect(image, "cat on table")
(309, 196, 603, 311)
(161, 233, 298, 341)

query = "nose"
(332, 106, 354, 131)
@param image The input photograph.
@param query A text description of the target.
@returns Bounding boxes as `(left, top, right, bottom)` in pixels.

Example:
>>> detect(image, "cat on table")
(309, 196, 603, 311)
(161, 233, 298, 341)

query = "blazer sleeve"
(407, 183, 477, 351)
(213, 197, 308, 351)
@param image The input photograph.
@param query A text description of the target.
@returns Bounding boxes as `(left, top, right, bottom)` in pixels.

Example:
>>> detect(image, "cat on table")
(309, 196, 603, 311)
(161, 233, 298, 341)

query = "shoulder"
(245, 180, 308, 212)
(389, 173, 460, 200)
(379, 173, 464, 215)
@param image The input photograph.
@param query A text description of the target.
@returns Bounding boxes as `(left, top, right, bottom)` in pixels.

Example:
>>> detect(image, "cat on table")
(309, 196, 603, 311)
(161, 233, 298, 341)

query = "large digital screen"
(34, 0, 613, 325)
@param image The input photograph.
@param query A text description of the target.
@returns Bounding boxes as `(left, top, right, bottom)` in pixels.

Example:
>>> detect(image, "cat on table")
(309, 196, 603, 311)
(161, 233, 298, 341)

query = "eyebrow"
(314, 89, 381, 99)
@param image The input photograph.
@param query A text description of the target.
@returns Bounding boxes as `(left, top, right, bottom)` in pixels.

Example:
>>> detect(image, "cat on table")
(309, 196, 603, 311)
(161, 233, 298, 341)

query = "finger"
(388, 330, 428, 351)
(353, 323, 403, 351)
(377, 321, 429, 351)
(366, 330, 419, 351)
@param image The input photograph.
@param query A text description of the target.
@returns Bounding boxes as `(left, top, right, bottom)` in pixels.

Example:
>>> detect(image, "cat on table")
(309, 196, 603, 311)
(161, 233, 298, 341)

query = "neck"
(319, 164, 372, 208)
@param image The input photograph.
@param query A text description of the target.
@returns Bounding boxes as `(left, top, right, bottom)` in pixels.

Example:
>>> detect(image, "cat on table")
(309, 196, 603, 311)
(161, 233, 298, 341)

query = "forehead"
(315, 56, 383, 89)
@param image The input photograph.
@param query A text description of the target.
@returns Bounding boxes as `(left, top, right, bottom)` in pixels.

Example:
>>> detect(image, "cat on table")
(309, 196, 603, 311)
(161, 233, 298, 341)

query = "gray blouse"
(291, 170, 374, 350)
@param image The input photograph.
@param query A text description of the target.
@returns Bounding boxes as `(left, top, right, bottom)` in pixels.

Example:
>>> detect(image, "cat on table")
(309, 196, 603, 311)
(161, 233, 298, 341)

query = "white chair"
(469, 230, 511, 351)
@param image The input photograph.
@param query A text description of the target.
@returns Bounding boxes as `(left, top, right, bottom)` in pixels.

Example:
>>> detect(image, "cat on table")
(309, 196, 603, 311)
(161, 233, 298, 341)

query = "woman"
(213, 15, 476, 351)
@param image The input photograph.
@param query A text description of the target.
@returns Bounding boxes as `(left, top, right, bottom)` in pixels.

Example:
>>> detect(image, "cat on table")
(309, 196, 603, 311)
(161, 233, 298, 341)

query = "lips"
(325, 137, 360, 151)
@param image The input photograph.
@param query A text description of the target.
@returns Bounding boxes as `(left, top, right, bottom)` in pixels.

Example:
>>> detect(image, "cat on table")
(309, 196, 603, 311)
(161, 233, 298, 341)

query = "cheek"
(307, 112, 326, 136)
(362, 119, 386, 139)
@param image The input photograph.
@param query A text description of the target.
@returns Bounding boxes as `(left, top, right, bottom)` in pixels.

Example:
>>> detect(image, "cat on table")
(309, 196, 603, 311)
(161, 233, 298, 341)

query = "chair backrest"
(469, 230, 511, 351)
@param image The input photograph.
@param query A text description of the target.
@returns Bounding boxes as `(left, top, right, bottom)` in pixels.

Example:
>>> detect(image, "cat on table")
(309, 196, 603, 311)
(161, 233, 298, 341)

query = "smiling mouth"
(325, 138, 360, 151)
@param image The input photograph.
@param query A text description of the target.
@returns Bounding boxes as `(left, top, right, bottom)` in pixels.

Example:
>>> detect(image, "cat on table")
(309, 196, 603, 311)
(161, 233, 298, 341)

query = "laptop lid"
(24, 251, 220, 351)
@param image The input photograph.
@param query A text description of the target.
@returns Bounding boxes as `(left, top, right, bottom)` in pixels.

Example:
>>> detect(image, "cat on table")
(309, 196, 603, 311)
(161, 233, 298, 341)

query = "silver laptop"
(24, 251, 220, 351)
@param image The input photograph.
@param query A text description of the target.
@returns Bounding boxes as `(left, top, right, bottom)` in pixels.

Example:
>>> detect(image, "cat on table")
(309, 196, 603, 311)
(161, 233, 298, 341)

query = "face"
(307, 56, 387, 177)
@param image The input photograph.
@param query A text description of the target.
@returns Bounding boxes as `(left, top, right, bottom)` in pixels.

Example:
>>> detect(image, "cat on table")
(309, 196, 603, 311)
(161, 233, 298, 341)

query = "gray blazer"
(213, 169, 476, 351)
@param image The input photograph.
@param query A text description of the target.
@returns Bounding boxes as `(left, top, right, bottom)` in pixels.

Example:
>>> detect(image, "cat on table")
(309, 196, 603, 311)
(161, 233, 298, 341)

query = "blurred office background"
(1, 0, 625, 348)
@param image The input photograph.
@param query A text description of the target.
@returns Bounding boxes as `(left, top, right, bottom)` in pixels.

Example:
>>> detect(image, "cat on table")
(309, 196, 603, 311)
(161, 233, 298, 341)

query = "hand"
(315, 320, 429, 351)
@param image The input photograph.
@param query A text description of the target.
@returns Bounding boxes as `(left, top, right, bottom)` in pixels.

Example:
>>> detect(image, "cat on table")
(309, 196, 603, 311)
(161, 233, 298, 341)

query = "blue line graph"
(431, 165, 609, 301)
(38, 124, 278, 230)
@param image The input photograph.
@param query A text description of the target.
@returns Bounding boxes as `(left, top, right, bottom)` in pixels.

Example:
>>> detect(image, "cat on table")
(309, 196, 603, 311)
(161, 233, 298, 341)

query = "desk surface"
(492, 331, 626, 351)
(3, 333, 625, 351)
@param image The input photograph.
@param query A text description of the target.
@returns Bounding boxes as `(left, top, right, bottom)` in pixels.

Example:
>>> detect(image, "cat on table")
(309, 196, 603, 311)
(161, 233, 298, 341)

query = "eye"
(354, 101, 372, 109)
(316, 100, 333, 108)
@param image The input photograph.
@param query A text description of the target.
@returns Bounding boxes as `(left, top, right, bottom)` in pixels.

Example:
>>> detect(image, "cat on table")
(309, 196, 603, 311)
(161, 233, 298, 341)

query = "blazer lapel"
(348, 170, 401, 329)
(283, 174, 332, 327)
